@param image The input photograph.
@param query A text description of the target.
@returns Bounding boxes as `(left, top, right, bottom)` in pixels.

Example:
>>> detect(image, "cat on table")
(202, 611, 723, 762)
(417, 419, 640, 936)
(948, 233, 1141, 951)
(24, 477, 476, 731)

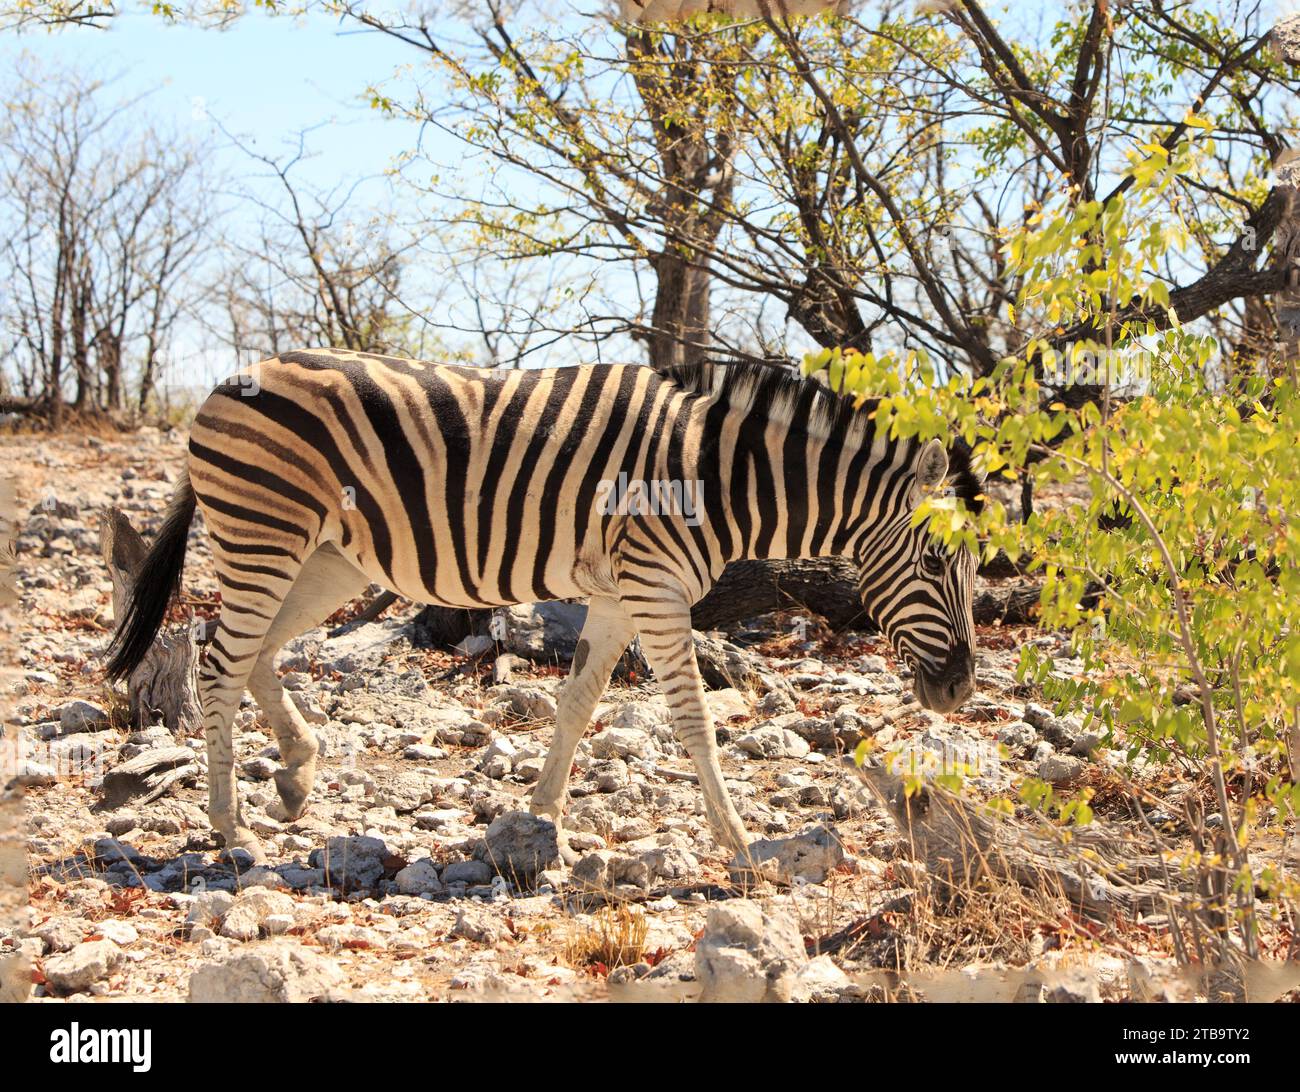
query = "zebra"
(107, 350, 984, 866)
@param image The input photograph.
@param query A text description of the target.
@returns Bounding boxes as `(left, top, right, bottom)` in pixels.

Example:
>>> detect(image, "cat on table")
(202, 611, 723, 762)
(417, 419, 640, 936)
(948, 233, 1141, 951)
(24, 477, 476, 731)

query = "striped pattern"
(179, 350, 981, 861)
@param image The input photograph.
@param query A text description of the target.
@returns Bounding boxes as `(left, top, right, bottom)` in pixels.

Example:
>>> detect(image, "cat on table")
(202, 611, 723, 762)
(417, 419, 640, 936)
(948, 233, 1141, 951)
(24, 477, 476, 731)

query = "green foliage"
(819, 134, 1300, 896)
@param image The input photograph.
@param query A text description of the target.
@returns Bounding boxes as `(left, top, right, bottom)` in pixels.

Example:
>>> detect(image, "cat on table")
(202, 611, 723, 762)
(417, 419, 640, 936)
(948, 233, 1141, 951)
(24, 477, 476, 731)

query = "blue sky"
(3, 7, 628, 390)
(4, 10, 429, 184)
(2, 10, 493, 388)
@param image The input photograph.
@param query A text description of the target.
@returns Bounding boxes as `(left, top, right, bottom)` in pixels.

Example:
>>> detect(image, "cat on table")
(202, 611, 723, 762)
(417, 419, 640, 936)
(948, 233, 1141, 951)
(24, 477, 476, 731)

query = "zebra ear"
(914, 438, 949, 498)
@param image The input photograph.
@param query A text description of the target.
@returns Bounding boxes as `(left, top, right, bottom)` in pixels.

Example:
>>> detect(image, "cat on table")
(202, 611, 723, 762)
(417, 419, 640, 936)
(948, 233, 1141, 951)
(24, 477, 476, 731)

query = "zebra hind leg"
(248, 543, 370, 823)
(528, 596, 635, 864)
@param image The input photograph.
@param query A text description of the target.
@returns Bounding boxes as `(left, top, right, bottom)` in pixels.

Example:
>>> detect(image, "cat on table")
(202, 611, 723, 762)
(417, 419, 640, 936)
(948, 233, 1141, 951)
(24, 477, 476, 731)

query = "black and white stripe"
(108, 351, 982, 860)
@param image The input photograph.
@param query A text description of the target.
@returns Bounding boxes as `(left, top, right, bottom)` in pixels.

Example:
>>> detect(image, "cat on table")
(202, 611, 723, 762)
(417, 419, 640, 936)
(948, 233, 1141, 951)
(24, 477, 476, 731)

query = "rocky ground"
(1, 426, 1293, 1003)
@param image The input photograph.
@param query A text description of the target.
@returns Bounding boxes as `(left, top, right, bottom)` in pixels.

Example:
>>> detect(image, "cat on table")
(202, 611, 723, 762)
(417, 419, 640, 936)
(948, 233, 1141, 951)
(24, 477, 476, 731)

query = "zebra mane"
(661, 359, 984, 514)
(945, 436, 985, 515)
(662, 358, 876, 443)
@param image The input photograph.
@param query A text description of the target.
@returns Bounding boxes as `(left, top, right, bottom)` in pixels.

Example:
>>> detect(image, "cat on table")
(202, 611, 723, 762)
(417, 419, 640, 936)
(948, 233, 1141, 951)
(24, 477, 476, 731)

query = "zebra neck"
(704, 400, 887, 566)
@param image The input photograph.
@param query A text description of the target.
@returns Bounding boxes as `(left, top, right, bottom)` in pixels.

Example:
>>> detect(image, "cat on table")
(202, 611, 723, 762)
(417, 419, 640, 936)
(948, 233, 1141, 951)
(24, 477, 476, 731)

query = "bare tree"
(208, 125, 438, 364)
(336, 1, 1298, 384)
(0, 62, 211, 426)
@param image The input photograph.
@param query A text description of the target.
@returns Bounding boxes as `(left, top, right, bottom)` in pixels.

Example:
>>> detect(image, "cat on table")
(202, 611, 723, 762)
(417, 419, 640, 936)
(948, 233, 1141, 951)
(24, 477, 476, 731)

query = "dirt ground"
(1, 426, 1295, 1003)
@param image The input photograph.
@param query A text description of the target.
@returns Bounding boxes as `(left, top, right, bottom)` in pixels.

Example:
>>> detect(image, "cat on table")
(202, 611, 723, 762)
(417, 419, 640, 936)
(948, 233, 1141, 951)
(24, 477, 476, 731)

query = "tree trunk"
(391, 557, 1054, 651)
(626, 28, 732, 373)
(691, 557, 870, 631)
(100, 507, 201, 734)
(409, 603, 492, 647)
(71, 274, 91, 411)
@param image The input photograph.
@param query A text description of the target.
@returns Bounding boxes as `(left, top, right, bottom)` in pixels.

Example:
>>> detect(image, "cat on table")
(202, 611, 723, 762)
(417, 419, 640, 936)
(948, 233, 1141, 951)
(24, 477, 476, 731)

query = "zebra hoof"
(217, 829, 268, 867)
(273, 768, 313, 821)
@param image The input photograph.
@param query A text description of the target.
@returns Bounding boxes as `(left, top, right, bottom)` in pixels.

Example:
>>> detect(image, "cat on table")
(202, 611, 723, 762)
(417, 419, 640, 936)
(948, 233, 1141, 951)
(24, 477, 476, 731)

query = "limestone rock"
(394, 858, 444, 896)
(218, 889, 298, 941)
(736, 724, 810, 759)
(188, 942, 344, 1003)
(479, 810, 560, 886)
(44, 939, 122, 993)
(308, 835, 392, 890)
(694, 901, 807, 1003)
(737, 826, 845, 885)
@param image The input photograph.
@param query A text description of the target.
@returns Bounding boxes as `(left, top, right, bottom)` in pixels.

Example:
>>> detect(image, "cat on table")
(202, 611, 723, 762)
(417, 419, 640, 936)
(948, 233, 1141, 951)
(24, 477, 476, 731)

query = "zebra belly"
(330, 534, 610, 611)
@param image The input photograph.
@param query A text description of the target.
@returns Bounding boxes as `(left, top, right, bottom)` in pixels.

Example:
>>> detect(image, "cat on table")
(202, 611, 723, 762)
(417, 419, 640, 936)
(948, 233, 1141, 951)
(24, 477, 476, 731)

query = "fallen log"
(96, 746, 201, 809)
(328, 588, 400, 636)
(691, 558, 869, 630)
(100, 507, 201, 734)
(849, 760, 1187, 922)
(696, 559, 1056, 631)
(371, 560, 1059, 653)
(0, 394, 48, 418)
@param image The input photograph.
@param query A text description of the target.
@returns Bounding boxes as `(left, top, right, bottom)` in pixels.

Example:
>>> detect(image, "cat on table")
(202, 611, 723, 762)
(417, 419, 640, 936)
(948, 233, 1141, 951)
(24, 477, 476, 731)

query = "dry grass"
(886, 856, 1092, 972)
(563, 904, 649, 970)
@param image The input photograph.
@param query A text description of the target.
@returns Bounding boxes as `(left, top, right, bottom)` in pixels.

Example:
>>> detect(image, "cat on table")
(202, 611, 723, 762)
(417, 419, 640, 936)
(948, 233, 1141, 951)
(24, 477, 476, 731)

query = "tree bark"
(100, 507, 201, 734)
(368, 555, 1054, 652)
(627, 27, 734, 371)
(691, 557, 870, 631)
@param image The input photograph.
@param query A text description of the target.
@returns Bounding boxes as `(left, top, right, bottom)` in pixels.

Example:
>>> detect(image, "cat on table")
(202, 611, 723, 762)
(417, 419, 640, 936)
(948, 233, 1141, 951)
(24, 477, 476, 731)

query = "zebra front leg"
(529, 596, 635, 865)
(625, 602, 751, 858)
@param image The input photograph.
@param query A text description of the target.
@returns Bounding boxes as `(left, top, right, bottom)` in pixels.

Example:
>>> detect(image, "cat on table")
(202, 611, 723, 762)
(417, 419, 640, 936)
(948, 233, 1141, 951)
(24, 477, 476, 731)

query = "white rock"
(394, 858, 445, 896)
(736, 725, 810, 759)
(188, 942, 344, 1003)
(442, 859, 493, 885)
(44, 939, 122, 993)
(496, 601, 587, 660)
(316, 924, 386, 951)
(288, 690, 328, 725)
(480, 810, 560, 885)
(694, 901, 806, 1003)
(792, 955, 851, 1001)
(186, 890, 235, 927)
(605, 702, 668, 733)
(494, 686, 558, 720)
(308, 835, 390, 889)
(30, 918, 83, 953)
(738, 826, 845, 885)
(996, 721, 1037, 750)
(590, 726, 657, 760)
(707, 688, 751, 721)
(219, 890, 298, 941)
(96, 920, 139, 946)
(454, 634, 494, 657)
(58, 699, 110, 734)
(1038, 753, 1086, 784)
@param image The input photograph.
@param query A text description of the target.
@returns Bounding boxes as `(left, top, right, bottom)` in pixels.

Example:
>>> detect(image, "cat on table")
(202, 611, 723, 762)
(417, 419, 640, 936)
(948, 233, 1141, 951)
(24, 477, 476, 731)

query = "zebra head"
(854, 438, 982, 714)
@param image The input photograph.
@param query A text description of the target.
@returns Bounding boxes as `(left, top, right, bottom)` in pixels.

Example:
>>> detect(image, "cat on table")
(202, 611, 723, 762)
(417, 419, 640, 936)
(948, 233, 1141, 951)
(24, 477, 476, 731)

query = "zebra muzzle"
(912, 646, 975, 714)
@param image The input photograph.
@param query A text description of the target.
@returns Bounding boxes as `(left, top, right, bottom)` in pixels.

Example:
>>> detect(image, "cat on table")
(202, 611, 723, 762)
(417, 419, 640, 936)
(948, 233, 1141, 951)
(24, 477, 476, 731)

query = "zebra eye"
(921, 552, 944, 577)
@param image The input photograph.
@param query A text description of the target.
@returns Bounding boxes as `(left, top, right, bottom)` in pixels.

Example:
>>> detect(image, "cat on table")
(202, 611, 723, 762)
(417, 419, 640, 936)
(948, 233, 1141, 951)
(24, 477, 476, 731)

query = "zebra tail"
(105, 468, 197, 681)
